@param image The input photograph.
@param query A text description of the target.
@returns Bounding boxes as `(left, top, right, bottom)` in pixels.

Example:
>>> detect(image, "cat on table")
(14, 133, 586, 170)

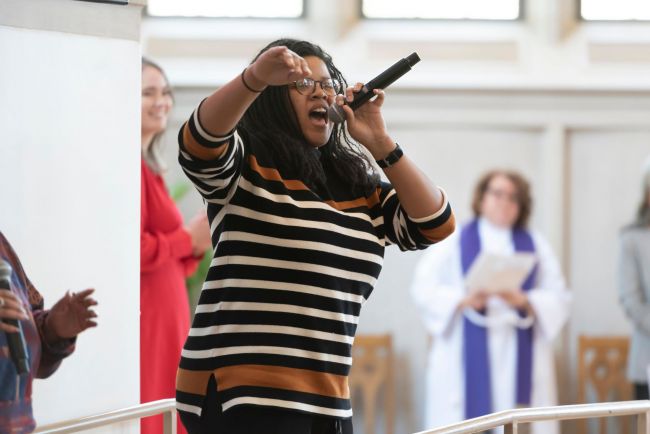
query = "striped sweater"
(175, 105, 456, 420)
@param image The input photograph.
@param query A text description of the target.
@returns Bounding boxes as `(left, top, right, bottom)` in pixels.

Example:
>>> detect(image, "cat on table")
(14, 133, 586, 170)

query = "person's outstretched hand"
(248, 45, 311, 88)
(45, 289, 97, 343)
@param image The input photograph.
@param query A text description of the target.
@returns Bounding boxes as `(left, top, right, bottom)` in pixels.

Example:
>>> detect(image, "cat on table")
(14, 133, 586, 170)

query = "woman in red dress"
(140, 58, 212, 434)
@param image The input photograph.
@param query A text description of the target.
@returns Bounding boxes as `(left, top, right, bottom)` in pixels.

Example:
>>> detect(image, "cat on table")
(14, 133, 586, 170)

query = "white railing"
(416, 400, 650, 434)
(34, 399, 177, 434)
(32, 399, 650, 434)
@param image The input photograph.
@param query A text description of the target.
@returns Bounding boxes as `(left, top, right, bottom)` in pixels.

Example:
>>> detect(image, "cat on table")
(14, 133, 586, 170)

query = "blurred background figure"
(0, 231, 97, 434)
(618, 158, 650, 401)
(411, 170, 571, 434)
(140, 58, 212, 434)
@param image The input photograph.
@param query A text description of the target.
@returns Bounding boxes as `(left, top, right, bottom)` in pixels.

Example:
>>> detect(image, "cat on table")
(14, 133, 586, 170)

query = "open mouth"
(308, 107, 329, 126)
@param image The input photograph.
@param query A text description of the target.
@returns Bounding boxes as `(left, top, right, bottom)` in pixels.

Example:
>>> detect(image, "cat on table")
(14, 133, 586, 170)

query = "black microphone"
(0, 260, 30, 375)
(328, 52, 421, 124)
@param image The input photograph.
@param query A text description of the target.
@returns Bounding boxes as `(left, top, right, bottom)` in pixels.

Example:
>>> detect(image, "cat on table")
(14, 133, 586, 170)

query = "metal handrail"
(31, 399, 650, 434)
(34, 399, 177, 434)
(416, 400, 650, 434)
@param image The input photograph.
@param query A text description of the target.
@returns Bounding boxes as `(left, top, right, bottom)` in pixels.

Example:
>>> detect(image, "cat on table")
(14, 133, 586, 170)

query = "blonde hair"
(142, 57, 173, 173)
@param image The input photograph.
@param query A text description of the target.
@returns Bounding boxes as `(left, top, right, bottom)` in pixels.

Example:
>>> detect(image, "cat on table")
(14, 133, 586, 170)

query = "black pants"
(180, 377, 353, 434)
(635, 383, 649, 400)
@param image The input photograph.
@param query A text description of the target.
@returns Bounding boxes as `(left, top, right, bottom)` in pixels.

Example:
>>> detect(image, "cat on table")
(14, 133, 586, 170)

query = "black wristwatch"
(375, 143, 404, 169)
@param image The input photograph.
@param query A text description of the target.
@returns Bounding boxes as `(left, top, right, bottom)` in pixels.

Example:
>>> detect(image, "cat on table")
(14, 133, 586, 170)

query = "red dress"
(141, 159, 198, 434)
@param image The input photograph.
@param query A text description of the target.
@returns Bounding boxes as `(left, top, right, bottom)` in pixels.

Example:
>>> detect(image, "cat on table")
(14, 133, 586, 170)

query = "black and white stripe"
(176, 109, 454, 419)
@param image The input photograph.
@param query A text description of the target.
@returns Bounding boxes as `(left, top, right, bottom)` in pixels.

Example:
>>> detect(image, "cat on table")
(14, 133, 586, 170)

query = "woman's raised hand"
(335, 84, 394, 159)
(248, 46, 312, 88)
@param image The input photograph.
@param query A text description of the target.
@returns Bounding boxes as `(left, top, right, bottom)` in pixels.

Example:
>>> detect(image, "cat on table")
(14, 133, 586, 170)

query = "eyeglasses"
(486, 188, 519, 204)
(288, 78, 341, 96)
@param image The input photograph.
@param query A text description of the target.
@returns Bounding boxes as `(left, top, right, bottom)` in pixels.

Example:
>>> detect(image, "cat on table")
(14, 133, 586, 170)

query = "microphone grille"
(0, 259, 12, 283)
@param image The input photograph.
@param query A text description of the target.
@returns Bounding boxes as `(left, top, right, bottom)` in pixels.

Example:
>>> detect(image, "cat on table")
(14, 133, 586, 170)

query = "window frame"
(359, 0, 525, 22)
(145, 0, 306, 19)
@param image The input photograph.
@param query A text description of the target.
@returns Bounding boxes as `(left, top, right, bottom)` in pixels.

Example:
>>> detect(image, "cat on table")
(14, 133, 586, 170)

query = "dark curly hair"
(238, 39, 380, 196)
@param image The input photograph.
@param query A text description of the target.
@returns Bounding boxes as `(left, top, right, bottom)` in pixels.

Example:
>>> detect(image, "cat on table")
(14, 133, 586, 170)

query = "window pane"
(362, 0, 520, 20)
(581, 0, 650, 20)
(148, 0, 303, 18)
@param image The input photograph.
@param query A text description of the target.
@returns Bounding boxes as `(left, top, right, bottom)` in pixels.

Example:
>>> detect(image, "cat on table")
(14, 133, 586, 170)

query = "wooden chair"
(349, 334, 395, 434)
(577, 335, 633, 434)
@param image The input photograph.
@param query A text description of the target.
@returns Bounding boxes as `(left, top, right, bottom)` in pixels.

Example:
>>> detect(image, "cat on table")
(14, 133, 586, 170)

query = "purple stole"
(460, 220, 537, 419)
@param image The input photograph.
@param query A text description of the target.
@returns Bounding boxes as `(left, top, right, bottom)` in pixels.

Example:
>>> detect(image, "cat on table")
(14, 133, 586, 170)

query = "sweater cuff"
(35, 310, 76, 357)
(169, 227, 194, 259)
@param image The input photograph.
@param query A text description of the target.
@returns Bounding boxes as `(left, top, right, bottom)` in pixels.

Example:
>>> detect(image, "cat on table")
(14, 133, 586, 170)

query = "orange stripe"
(248, 155, 309, 191)
(176, 368, 213, 395)
(215, 364, 350, 399)
(419, 213, 456, 243)
(182, 122, 229, 160)
(324, 188, 381, 211)
(249, 155, 382, 211)
(183, 123, 199, 149)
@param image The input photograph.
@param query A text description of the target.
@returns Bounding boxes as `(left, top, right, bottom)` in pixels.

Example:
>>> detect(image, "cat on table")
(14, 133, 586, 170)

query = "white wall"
(0, 1, 142, 430)
(569, 130, 650, 338)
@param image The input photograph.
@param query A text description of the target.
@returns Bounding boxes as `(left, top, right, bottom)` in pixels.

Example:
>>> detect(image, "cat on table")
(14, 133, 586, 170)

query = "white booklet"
(464, 252, 537, 294)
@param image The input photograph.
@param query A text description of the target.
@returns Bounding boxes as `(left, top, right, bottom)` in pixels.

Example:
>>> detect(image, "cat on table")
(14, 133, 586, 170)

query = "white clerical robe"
(410, 219, 571, 434)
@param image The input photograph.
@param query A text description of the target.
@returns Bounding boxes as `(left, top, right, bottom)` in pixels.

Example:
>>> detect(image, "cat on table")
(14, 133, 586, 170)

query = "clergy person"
(410, 170, 571, 434)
